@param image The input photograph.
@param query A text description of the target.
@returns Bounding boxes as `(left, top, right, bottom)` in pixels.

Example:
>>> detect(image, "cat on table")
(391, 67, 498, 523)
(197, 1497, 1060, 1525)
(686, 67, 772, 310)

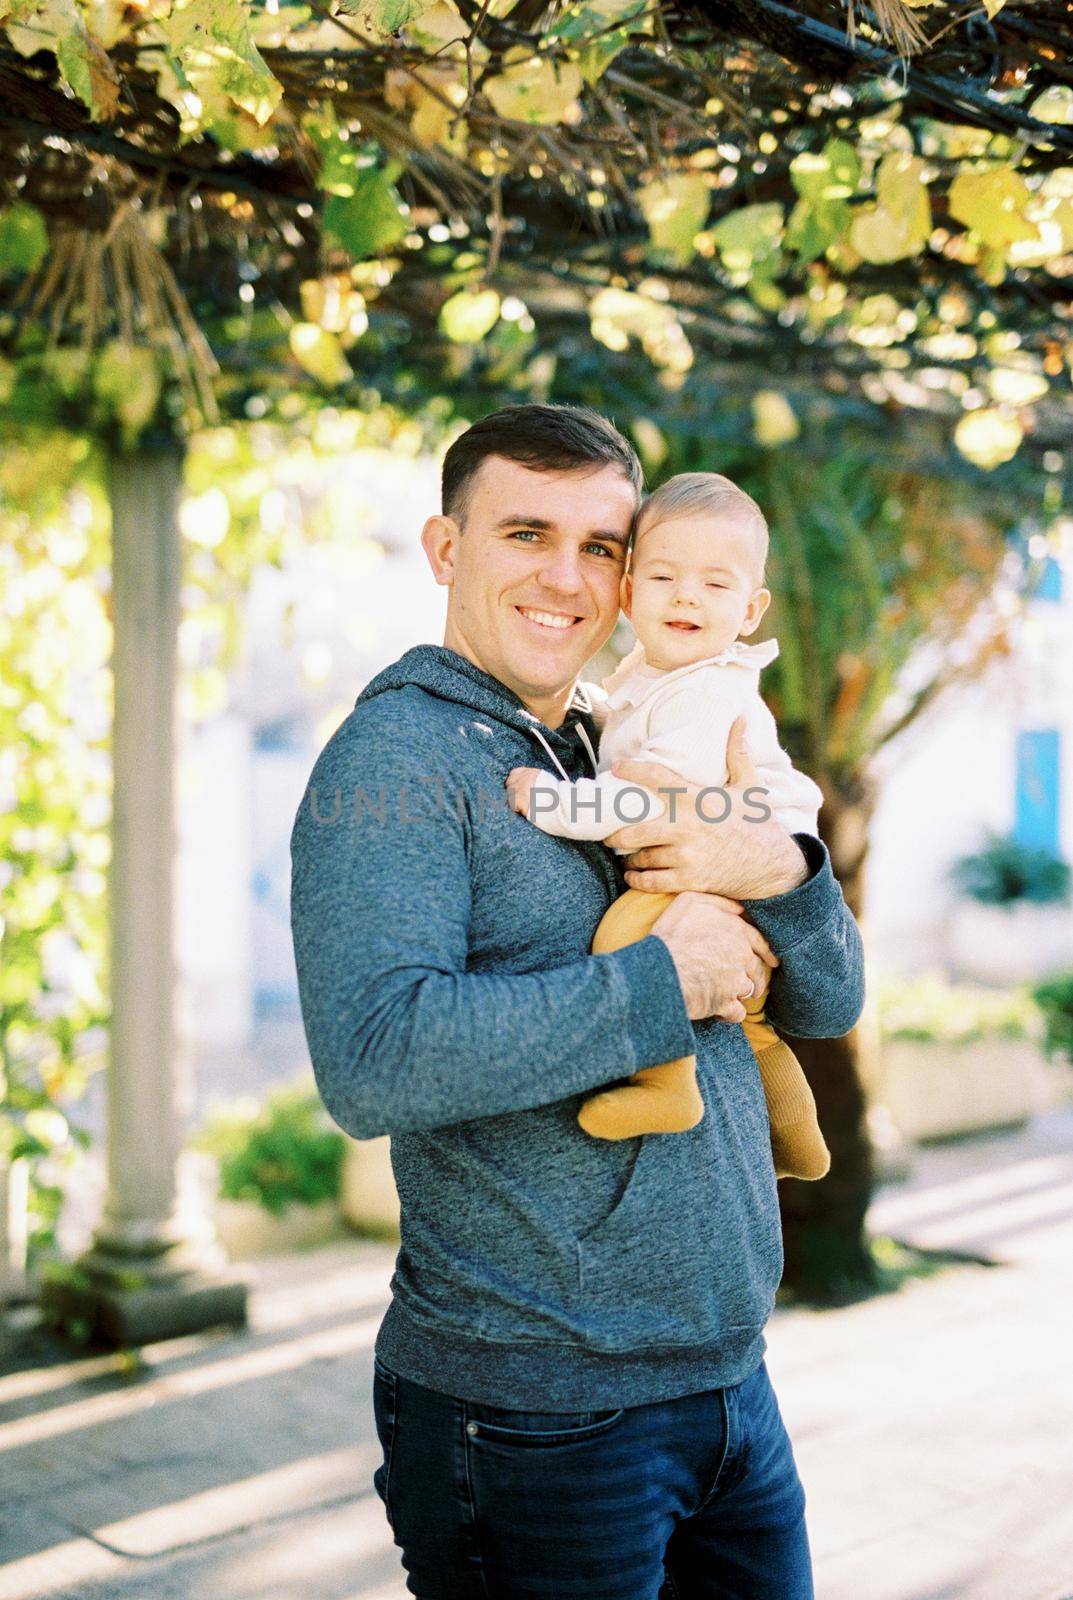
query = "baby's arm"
(506, 765, 665, 841)
(741, 698, 824, 837)
(632, 674, 822, 836)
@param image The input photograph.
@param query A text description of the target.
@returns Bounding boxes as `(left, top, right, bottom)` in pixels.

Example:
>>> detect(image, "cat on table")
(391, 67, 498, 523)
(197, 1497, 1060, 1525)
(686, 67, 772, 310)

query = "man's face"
(425, 455, 636, 713)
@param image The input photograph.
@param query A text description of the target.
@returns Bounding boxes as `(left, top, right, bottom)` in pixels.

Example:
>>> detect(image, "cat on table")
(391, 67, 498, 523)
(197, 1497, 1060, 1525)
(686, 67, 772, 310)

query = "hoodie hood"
(356, 645, 599, 779)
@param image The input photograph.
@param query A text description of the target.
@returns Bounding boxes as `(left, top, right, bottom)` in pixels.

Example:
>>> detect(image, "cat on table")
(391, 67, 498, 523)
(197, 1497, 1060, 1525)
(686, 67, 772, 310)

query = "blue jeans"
(372, 1356, 813, 1599)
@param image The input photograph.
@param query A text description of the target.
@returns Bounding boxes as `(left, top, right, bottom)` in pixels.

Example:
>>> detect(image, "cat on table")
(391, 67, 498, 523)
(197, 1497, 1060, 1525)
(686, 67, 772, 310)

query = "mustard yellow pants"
(580, 889, 831, 1180)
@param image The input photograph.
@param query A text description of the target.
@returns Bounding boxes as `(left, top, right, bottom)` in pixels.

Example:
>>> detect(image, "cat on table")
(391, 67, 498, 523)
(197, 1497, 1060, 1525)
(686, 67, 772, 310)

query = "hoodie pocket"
(574, 1127, 779, 1353)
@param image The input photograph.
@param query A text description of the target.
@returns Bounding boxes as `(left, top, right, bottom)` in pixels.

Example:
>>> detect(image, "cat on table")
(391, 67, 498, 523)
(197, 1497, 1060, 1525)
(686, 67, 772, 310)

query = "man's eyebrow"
(493, 515, 629, 546)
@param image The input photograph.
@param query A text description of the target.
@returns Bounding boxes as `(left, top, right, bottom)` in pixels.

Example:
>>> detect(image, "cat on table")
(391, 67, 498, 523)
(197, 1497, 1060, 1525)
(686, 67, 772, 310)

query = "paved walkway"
(2, 1112, 1072, 1600)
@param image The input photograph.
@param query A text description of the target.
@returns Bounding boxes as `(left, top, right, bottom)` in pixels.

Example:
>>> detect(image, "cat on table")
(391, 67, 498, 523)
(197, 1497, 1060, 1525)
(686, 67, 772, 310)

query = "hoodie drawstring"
(574, 722, 599, 777)
(528, 717, 598, 783)
(528, 725, 573, 783)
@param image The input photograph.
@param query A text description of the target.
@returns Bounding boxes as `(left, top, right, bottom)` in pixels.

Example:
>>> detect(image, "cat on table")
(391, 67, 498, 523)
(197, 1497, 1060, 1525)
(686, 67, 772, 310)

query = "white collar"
(602, 636, 780, 710)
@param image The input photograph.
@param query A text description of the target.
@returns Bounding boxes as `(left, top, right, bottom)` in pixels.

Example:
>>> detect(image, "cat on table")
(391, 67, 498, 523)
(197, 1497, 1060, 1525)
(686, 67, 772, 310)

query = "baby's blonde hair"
(633, 472, 769, 580)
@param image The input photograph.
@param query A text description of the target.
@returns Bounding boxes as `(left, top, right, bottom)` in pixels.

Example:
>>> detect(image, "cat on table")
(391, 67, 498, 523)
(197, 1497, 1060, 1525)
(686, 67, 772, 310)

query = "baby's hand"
(506, 766, 546, 819)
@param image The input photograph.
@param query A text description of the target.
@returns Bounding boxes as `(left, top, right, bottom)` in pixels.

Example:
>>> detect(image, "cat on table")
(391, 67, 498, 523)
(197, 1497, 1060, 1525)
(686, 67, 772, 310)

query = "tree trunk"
(778, 774, 878, 1301)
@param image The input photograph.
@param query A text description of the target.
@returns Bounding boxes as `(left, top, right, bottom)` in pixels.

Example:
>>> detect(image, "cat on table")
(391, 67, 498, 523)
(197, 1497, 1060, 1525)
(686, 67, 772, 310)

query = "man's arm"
(740, 832, 865, 1039)
(289, 710, 696, 1140)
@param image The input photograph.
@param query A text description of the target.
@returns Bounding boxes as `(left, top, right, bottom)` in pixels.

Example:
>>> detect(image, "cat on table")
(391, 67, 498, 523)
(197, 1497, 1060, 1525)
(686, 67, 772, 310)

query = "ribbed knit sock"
(756, 1040, 831, 1180)
(578, 1057, 704, 1141)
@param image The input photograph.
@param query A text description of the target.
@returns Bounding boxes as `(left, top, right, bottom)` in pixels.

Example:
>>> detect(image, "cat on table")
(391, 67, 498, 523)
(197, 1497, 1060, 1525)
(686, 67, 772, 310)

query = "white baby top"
(527, 636, 823, 845)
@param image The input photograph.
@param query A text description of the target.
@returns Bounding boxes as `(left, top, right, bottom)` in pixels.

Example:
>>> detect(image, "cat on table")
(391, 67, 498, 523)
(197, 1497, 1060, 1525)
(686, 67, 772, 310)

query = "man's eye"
(509, 529, 540, 542)
(584, 542, 617, 558)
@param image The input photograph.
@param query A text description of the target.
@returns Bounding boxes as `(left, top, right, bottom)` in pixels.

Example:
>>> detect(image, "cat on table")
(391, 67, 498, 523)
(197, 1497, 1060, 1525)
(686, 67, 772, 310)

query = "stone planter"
(946, 900, 1073, 985)
(882, 1037, 1050, 1143)
(213, 1197, 344, 1259)
(341, 1136, 400, 1238)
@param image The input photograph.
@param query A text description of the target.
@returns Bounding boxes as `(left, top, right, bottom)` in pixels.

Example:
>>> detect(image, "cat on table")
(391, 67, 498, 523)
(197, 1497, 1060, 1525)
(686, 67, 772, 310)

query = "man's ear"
(739, 587, 771, 637)
(421, 514, 460, 588)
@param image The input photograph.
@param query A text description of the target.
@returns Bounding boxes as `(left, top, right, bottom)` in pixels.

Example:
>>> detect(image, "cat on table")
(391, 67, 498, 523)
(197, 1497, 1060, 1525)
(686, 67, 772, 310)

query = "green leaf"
(54, 6, 120, 119)
(0, 202, 48, 275)
(638, 174, 710, 265)
(440, 288, 501, 343)
(786, 196, 848, 264)
(92, 342, 162, 441)
(547, 0, 650, 86)
(790, 140, 860, 203)
(338, 0, 433, 28)
(708, 203, 784, 271)
(323, 166, 409, 260)
(304, 108, 364, 197)
(159, 0, 283, 127)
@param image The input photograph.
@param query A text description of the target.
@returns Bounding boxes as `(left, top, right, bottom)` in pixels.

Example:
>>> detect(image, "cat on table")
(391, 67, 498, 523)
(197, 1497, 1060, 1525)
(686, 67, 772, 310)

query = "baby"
(506, 472, 830, 1181)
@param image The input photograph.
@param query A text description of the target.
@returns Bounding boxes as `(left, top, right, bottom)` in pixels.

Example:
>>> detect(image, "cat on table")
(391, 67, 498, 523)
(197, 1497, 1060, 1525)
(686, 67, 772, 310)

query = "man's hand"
(506, 766, 548, 819)
(604, 717, 808, 900)
(650, 892, 779, 1023)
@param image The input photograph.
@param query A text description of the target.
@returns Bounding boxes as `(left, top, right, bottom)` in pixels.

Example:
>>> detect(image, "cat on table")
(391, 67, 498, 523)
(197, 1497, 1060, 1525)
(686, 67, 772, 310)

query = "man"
(290, 404, 864, 1599)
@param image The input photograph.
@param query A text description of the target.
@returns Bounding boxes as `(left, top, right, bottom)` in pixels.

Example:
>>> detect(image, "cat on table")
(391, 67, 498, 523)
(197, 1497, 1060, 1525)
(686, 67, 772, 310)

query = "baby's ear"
(620, 569, 633, 615)
(740, 587, 771, 636)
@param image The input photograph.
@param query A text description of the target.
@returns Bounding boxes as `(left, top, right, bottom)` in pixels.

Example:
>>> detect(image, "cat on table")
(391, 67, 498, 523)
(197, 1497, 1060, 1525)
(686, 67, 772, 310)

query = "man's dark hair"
(441, 403, 643, 522)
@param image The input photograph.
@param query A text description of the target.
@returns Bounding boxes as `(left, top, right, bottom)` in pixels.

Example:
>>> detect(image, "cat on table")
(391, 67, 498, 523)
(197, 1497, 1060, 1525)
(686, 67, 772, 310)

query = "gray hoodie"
(290, 645, 864, 1409)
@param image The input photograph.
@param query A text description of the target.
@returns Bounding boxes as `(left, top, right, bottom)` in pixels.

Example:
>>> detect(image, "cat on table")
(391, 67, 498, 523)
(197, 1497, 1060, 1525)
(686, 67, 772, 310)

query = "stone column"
(42, 444, 248, 1346)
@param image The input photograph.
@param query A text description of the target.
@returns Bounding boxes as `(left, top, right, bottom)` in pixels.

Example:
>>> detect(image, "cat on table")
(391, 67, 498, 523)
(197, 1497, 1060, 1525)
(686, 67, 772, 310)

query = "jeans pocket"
(372, 1360, 398, 1526)
(463, 1401, 625, 1447)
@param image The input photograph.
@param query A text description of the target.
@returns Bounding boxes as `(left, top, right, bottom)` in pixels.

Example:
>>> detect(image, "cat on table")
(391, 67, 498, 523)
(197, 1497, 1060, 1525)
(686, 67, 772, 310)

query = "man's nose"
(538, 544, 584, 594)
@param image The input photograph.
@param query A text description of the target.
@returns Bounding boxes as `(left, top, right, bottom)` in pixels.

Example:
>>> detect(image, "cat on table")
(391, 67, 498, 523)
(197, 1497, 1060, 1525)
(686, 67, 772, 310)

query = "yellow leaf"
(948, 168, 1037, 249)
(589, 287, 693, 372)
(440, 288, 501, 343)
(289, 324, 353, 385)
(752, 391, 799, 447)
(1030, 87, 1073, 126)
(483, 49, 582, 125)
(876, 152, 930, 233)
(638, 174, 710, 265)
(954, 409, 1023, 470)
(384, 65, 467, 149)
(850, 153, 930, 263)
(986, 368, 1048, 406)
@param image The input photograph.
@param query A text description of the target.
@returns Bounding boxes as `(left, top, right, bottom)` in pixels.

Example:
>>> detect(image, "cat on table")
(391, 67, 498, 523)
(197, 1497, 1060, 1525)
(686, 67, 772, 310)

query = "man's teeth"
(519, 608, 577, 630)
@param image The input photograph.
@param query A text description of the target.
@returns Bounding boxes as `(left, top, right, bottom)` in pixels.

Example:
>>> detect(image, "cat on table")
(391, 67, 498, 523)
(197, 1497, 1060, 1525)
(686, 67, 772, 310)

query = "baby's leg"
(579, 890, 703, 1140)
(742, 983, 830, 1181)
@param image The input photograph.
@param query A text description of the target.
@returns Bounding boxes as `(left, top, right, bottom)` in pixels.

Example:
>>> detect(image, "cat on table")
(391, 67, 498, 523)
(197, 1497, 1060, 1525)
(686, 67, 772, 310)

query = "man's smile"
(515, 605, 585, 632)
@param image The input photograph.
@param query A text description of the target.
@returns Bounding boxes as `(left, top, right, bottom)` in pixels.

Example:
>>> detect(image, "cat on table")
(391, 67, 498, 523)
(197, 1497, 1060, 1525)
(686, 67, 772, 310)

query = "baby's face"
(625, 512, 770, 670)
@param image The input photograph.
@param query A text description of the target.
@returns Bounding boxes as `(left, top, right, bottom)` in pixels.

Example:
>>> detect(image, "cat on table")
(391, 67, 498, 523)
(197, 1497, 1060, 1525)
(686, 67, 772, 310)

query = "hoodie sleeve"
(289, 706, 695, 1139)
(741, 834, 865, 1040)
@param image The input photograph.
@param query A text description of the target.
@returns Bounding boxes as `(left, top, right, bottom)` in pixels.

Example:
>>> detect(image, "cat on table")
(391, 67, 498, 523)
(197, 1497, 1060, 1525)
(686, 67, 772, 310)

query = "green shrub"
(878, 971, 1042, 1047)
(191, 1076, 345, 1215)
(950, 833, 1071, 907)
(1032, 973, 1073, 1065)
